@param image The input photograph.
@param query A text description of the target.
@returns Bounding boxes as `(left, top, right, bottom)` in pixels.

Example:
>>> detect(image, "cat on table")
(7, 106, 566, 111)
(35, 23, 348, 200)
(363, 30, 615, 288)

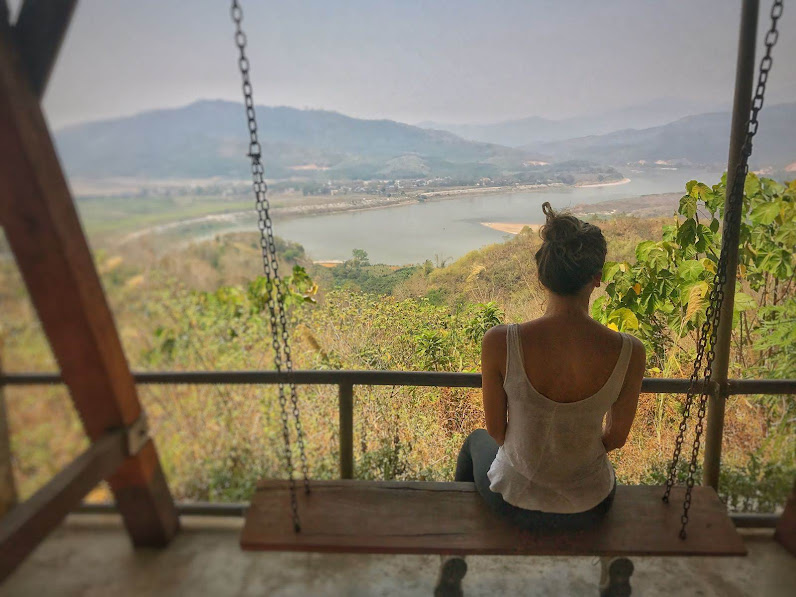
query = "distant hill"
(54, 100, 548, 182)
(534, 102, 796, 169)
(418, 97, 720, 147)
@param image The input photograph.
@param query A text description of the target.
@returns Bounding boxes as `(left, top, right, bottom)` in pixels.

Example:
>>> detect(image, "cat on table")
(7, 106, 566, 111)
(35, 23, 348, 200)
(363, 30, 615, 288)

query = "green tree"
(349, 248, 370, 267)
(592, 174, 795, 377)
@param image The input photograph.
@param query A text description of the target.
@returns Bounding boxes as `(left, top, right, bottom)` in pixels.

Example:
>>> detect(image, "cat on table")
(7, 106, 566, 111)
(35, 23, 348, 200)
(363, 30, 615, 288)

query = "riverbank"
(572, 192, 682, 218)
(108, 180, 601, 247)
(270, 182, 569, 219)
(575, 177, 632, 188)
(417, 182, 563, 200)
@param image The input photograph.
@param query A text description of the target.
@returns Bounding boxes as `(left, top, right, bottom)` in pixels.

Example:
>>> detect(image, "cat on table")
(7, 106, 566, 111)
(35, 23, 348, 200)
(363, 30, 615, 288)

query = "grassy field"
(75, 196, 254, 237)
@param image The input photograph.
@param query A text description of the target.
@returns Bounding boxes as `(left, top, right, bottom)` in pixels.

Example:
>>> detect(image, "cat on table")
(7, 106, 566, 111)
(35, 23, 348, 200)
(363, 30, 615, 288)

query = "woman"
(455, 202, 646, 530)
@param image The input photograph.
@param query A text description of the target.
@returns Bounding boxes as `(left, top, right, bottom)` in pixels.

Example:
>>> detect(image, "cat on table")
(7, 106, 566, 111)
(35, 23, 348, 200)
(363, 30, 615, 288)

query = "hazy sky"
(10, 0, 795, 129)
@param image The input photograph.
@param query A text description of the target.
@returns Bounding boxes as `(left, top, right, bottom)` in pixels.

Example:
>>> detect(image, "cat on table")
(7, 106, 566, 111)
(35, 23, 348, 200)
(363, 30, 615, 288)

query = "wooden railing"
(3, 370, 795, 481)
(3, 369, 793, 532)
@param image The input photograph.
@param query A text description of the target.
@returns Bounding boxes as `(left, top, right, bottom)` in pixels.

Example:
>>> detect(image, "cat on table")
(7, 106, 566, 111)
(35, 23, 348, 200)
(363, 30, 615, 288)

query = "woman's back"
(486, 322, 634, 513)
(517, 316, 625, 404)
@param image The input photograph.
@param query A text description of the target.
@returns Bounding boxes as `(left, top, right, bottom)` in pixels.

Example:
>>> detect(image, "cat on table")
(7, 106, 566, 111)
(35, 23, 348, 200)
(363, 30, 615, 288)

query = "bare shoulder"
(624, 334, 647, 370)
(482, 324, 508, 376)
(482, 324, 508, 349)
(624, 333, 645, 353)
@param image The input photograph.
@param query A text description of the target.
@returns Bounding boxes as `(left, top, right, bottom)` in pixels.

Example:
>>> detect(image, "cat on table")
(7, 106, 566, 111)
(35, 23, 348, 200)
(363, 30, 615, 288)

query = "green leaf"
(677, 218, 697, 248)
(609, 308, 639, 331)
(602, 261, 621, 282)
(744, 173, 760, 197)
(591, 295, 607, 320)
(635, 241, 656, 262)
(750, 199, 782, 225)
(760, 250, 787, 277)
(679, 194, 697, 218)
(694, 223, 715, 254)
(647, 246, 669, 272)
(640, 289, 658, 314)
(701, 257, 717, 274)
(676, 260, 705, 283)
(689, 182, 712, 200)
(733, 291, 756, 313)
(710, 218, 720, 233)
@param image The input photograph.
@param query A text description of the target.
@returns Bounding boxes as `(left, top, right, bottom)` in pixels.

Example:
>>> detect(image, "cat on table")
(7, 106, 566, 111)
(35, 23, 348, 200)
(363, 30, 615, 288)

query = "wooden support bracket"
(0, 3, 178, 574)
(0, 430, 128, 582)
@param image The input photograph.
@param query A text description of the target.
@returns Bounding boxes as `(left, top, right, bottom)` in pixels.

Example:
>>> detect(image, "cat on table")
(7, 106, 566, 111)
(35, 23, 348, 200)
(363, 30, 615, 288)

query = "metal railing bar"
(730, 512, 780, 528)
(1, 371, 794, 394)
(726, 379, 796, 395)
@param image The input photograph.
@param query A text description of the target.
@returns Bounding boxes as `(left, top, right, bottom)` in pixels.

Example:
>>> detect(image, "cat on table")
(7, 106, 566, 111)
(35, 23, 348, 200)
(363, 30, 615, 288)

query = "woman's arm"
(602, 336, 646, 452)
(481, 326, 508, 446)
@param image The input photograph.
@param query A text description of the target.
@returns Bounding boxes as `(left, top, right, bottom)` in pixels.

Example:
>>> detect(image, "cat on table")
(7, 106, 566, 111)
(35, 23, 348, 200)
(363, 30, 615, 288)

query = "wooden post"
(703, 0, 759, 490)
(339, 383, 354, 479)
(774, 480, 796, 556)
(0, 337, 17, 517)
(0, 23, 178, 546)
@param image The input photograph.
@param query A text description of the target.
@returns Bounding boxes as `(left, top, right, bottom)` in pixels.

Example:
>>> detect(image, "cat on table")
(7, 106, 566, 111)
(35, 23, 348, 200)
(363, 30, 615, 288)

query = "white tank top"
(487, 323, 632, 513)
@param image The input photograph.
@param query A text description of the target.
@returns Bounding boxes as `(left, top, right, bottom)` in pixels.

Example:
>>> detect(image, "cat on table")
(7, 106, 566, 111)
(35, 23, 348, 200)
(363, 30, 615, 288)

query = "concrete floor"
(2, 515, 794, 596)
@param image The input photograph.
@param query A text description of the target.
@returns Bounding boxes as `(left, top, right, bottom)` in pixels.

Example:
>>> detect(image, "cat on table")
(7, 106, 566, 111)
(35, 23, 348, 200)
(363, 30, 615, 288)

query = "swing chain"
(231, 0, 310, 533)
(663, 0, 782, 539)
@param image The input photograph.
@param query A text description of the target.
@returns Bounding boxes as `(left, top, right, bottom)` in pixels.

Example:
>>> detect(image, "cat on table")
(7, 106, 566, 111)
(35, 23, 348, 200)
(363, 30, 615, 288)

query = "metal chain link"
(230, 0, 310, 533)
(662, 0, 783, 539)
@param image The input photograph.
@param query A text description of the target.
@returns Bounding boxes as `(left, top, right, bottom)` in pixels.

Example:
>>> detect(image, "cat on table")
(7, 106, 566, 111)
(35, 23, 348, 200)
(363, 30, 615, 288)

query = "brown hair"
(534, 202, 607, 296)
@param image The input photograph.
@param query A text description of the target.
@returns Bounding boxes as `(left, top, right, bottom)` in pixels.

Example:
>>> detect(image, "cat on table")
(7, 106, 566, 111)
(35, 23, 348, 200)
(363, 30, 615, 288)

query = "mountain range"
(534, 102, 796, 169)
(54, 100, 541, 182)
(53, 99, 795, 183)
(416, 98, 723, 147)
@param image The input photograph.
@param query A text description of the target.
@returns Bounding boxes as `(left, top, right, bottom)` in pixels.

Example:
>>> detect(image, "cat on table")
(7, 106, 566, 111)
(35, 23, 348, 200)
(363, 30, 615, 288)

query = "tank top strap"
(504, 323, 524, 382)
(612, 333, 634, 389)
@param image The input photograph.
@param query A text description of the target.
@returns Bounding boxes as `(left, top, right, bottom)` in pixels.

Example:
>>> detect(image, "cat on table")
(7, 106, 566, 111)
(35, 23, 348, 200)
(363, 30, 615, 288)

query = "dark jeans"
(454, 429, 616, 531)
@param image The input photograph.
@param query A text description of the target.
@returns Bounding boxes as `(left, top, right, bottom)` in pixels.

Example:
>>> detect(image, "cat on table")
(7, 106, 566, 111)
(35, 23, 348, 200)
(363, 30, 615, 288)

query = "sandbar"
(575, 177, 631, 188)
(481, 222, 541, 235)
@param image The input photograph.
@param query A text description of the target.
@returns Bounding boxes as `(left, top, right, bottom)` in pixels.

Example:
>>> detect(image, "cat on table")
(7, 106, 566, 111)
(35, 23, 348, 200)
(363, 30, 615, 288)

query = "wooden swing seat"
(241, 480, 746, 556)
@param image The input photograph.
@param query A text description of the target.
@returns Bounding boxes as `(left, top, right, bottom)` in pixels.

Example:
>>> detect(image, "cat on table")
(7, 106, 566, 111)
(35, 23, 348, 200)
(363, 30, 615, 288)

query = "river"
(271, 168, 721, 265)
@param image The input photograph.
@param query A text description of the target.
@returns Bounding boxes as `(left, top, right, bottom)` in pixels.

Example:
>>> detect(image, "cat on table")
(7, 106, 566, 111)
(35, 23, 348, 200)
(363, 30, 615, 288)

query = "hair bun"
(540, 202, 580, 245)
(534, 202, 608, 296)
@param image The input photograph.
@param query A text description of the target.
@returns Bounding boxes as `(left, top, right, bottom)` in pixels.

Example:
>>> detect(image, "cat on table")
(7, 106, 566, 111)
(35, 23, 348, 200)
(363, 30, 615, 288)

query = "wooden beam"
(0, 22, 178, 551)
(0, 429, 127, 582)
(12, 0, 78, 98)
